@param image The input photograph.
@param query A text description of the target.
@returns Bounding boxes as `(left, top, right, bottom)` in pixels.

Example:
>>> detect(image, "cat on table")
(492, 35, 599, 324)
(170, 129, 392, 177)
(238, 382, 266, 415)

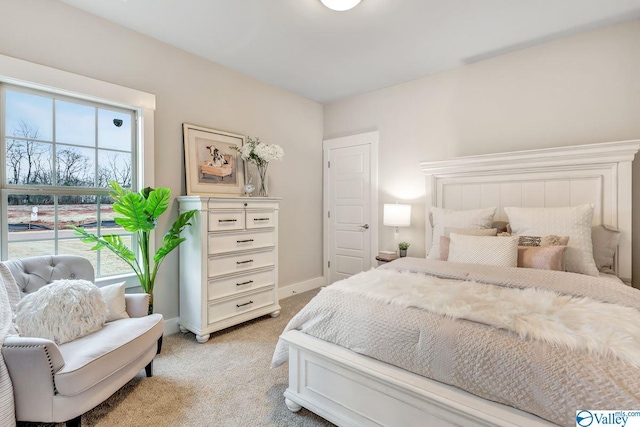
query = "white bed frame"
(282, 140, 640, 427)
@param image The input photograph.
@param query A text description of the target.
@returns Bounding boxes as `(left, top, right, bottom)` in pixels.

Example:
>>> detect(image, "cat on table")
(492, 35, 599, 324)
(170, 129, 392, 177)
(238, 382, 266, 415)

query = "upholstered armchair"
(1, 255, 164, 427)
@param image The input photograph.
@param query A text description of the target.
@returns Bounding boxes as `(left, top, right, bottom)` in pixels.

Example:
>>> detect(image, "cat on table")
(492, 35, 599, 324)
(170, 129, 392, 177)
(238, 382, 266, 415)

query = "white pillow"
(14, 279, 107, 344)
(448, 234, 519, 267)
(427, 206, 497, 260)
(504, 204, 599, 276)
(100, 282, 129, 322)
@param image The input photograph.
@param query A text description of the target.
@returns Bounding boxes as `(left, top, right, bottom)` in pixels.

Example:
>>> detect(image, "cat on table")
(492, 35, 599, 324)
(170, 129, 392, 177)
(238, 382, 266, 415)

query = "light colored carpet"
(20, 289, 334, 427)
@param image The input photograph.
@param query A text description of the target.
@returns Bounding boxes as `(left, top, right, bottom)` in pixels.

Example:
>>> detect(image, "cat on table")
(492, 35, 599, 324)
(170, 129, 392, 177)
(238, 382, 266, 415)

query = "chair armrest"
(2, 336, 65, 417)
(125, 293, 150, 318)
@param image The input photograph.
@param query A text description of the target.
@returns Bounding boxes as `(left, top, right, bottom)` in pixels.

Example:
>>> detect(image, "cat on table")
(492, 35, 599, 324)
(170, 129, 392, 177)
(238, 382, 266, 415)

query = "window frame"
(0, 54, 156, 288)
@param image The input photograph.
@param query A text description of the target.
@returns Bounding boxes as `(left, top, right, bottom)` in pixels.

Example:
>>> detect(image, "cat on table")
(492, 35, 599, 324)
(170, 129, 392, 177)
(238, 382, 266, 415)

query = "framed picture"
(183, 124, 246, 195)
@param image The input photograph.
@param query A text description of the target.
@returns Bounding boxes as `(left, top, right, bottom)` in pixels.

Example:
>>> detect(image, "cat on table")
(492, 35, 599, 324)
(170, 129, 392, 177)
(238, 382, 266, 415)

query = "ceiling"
(60, 0, 640, 104)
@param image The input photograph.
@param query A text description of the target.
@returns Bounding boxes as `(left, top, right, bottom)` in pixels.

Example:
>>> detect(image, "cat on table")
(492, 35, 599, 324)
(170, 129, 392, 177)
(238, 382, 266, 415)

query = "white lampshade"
(383, 204, 411, 227)
(320, 0, 362, 11)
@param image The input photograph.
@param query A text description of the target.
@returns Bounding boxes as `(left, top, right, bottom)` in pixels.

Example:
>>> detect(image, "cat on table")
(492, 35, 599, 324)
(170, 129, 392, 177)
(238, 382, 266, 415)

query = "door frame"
(323, 131, 379, 285)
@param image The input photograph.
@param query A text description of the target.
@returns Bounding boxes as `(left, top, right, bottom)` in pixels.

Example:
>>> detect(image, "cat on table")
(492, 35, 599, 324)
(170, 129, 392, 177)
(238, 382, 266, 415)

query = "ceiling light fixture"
(320, 0, 362, 12)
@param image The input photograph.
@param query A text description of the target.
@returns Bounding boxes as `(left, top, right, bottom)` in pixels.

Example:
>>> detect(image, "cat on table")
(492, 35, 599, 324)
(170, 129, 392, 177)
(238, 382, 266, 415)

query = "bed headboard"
(420, 140, 640, 282)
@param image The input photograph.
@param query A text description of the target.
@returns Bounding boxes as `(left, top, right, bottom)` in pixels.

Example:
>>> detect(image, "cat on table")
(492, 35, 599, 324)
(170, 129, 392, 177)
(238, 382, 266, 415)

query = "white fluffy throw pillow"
(14, 279, 107, 344)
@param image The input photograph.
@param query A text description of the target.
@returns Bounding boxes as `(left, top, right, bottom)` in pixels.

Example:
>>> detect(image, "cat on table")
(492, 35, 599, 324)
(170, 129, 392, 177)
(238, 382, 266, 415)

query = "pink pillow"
(440, 236, 451, 260)
(517, 246, 567, 271)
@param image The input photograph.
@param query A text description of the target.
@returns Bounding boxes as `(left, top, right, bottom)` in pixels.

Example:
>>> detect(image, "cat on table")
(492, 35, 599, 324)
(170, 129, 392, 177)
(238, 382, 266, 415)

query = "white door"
(324, 132, 378, 285)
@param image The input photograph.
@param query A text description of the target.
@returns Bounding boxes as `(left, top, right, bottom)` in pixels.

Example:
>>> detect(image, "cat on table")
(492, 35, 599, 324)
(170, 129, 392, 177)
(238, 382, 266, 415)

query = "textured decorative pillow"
(439, 228, 498, 261)
(14, 279, 107, 344)
(518, 246, 567, 271)
(591, 225, 621, 274)
(504, 205, 598, 276)
(100, 282, 129, 322)
(447, 234, 518, 267)
(517, 235, 570, 247)
(427, 207, 496, 260)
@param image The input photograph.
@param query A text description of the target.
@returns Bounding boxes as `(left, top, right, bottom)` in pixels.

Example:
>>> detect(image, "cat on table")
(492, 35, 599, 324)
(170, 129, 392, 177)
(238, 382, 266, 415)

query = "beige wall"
(0, 0, 324, 318)
(324, 19, 640, 284)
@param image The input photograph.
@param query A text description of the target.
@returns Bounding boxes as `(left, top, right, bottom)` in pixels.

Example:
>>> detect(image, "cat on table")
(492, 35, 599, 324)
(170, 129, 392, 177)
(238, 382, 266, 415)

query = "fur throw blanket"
(14, 279, 107, 345)
(331, 268, 640, 368)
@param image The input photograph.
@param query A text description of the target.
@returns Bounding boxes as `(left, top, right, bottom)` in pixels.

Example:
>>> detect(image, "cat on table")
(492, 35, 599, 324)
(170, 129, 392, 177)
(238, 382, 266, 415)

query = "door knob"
(360, 224, 369, 229)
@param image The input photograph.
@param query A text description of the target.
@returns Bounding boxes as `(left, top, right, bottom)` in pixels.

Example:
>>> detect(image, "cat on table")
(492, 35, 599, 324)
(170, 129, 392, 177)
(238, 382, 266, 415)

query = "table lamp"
(383, 203, 411, 241)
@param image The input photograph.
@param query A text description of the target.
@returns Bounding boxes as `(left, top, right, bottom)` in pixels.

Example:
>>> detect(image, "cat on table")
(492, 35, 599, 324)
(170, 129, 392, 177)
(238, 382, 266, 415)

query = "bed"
(273, 140, 640, 427)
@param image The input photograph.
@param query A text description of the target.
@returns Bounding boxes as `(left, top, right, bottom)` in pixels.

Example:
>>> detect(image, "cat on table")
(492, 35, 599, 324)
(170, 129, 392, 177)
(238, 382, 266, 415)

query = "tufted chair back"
(3, 255, 95, 298)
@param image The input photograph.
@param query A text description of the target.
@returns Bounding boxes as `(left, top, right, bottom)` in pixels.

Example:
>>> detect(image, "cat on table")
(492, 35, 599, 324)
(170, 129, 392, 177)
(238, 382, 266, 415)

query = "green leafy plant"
(71, 181, 197, 314)
(398, 242, 410, 250)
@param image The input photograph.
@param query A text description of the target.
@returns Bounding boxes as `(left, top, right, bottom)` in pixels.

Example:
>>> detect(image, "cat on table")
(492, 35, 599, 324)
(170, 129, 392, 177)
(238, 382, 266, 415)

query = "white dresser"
(177, 196, 281, 343)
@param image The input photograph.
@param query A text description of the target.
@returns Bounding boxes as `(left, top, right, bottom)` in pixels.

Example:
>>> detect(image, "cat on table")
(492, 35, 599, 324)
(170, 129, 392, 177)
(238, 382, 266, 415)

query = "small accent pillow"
(439, 228, 498, 260)
(504, 204, 598, 276)
(447, 233, 518, 267)
(14, 279, 107, 344)
(518, 235, 569, 247)
(518, 246, 567, 271)
(100, 282, 129, 322)
(591, 225, 620, 274)
(428, 206, 496, 260)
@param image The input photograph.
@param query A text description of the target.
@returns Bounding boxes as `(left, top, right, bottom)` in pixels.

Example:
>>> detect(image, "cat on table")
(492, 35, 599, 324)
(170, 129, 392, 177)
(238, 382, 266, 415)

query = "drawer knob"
(236, 280, 253, 286)
(236, 259, 253, 265)
(237, 239, 254, 243)
(219, 219, 237, 223)
(236, 300, 253, 308)
(253, 217, 270, 221)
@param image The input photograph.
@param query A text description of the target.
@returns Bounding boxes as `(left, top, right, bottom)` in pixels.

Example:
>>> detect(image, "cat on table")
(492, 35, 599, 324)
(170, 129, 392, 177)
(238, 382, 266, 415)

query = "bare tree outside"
(98, 152, 132, 189)
(6, 119, 50, 186)
(6, 120, 132, 193)
(56, 147, 92, 187)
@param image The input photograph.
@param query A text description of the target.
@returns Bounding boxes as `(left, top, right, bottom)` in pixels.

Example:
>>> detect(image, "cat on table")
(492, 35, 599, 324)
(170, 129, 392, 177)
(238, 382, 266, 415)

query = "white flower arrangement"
(237, 137, 284, 167)
(235, 136, 284, 197)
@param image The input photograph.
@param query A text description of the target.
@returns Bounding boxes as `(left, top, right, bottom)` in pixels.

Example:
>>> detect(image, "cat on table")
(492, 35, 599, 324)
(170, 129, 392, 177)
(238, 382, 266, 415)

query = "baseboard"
(164, 316, 180, 335)
(279, 276, 324, 299)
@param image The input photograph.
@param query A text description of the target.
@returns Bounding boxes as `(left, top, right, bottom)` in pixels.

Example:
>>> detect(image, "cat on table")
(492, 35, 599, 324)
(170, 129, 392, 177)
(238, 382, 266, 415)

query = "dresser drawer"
(207, 269, 275, 300)
(207, 287, 276, 324)
(207, 250, 274, 277)
(208, 210, 245, 231)
(246, 211, 275, 229)
(208, 230, 275, 255)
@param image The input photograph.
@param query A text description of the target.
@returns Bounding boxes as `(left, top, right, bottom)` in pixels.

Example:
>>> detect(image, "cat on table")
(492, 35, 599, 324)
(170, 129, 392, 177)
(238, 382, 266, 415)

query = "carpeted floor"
(20, 289, 334, 427)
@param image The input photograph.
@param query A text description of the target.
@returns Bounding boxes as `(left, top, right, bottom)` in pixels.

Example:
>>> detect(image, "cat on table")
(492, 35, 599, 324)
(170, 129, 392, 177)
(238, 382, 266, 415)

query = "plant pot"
(399, 249, 407, 257)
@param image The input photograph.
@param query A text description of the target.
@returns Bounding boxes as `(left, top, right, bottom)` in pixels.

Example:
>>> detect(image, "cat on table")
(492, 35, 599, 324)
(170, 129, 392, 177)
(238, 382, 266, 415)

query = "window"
(1, 85, 138, 279)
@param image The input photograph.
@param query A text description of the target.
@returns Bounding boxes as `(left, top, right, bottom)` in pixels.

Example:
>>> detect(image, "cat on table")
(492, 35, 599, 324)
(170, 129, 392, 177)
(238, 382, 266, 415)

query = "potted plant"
(398, 242, 410, 257)
(71, 181, 197, 314)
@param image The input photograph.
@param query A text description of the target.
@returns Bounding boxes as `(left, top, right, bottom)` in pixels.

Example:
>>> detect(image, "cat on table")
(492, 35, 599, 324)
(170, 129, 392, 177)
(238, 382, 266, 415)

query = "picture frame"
(183, 124, 246, 195)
